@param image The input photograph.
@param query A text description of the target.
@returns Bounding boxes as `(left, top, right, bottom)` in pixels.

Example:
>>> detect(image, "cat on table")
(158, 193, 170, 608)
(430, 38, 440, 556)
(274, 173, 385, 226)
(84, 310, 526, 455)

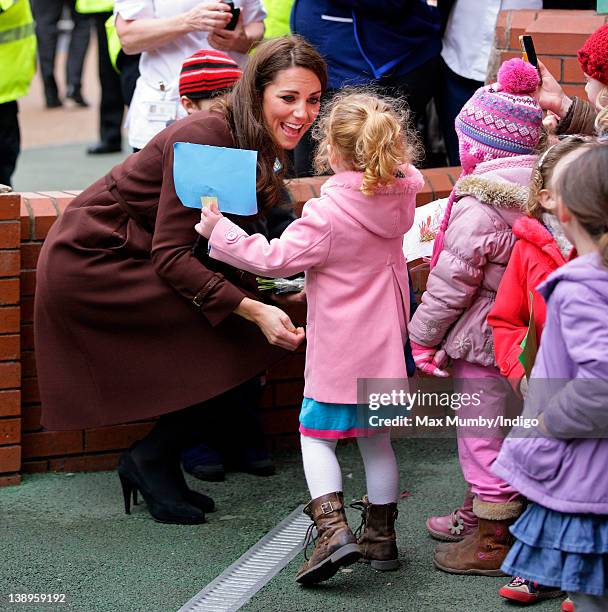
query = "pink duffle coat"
(208, 167, 424, 404)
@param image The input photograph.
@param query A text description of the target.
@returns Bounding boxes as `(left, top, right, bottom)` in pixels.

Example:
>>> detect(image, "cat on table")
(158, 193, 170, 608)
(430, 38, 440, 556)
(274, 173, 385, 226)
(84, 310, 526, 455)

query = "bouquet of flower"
(257, 276, 305, 294)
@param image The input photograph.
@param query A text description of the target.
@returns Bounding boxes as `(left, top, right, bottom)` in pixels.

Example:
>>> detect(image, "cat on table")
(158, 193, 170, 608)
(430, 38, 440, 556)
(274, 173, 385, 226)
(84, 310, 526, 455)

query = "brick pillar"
(0, 194, 22, 486)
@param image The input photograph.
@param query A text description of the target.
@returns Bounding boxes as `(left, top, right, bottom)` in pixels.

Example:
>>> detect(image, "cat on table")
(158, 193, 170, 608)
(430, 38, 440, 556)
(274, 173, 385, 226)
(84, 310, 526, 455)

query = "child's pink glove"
(410, 340, 449, 377)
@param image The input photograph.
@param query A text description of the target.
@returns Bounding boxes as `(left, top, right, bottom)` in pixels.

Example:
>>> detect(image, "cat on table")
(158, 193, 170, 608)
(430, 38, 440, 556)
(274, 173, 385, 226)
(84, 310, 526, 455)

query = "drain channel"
(178, 504, 309, 612)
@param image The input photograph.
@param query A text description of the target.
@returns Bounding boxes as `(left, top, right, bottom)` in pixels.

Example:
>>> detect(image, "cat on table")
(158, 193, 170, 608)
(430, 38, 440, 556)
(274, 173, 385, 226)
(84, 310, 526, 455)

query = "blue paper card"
(173, 142, 258, 215)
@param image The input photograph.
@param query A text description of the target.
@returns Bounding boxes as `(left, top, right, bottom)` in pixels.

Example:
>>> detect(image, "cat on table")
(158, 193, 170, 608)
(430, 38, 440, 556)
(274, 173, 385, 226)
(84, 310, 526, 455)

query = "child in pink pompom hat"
(409, 58, 544, 574)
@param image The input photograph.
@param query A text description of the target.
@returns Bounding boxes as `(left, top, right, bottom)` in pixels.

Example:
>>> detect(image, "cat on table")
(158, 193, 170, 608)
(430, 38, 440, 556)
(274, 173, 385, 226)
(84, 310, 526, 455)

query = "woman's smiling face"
(262, 67, 322, 150)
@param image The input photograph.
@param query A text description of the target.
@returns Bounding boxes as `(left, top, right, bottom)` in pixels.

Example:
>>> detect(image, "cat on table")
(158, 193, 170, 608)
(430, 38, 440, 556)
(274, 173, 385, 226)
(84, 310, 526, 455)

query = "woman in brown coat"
(34, 36, 327, 524)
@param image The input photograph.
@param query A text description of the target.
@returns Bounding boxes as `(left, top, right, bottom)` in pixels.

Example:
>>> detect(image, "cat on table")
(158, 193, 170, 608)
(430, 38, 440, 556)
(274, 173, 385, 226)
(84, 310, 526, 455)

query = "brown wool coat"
(35, 111, 286, 430)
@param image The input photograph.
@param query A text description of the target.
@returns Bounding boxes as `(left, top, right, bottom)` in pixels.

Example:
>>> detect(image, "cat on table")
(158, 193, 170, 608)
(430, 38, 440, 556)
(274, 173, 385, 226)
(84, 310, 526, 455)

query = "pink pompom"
(497, 58, 540, 95)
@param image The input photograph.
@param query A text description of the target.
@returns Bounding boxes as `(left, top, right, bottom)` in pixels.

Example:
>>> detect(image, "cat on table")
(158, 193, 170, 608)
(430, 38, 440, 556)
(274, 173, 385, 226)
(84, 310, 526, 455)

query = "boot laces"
(302, 522, 317, 561)
(350, 498, 368, 538)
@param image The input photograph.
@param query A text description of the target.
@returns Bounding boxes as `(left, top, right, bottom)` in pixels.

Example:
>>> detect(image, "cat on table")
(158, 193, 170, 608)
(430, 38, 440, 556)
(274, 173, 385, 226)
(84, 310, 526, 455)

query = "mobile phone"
(224, 1, 240, 31)
(519, 35, 542, 82)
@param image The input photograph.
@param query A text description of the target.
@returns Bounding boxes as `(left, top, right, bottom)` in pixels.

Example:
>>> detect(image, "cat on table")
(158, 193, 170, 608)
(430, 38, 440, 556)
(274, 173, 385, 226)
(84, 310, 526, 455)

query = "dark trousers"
(0, 101, 20, 188)
(293, 55, 442, 176)
(31, 0, 90, 102)
(117, 50, 141, 107)
(435, 58, 482, 166)
(93, 12, 124, 147)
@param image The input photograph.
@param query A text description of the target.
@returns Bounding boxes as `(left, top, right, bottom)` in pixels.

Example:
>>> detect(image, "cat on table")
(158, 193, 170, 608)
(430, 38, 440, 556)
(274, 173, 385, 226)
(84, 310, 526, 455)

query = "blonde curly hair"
(312, 89, 421, 196)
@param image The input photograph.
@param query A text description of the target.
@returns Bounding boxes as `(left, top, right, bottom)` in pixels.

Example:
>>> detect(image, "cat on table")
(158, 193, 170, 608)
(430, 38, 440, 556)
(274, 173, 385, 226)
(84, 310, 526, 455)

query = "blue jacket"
(291, 0, 442, 89)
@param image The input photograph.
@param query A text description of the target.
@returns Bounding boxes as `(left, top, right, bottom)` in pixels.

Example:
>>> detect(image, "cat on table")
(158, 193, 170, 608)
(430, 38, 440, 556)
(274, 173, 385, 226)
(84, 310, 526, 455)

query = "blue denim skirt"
(502, 503, 608, 596)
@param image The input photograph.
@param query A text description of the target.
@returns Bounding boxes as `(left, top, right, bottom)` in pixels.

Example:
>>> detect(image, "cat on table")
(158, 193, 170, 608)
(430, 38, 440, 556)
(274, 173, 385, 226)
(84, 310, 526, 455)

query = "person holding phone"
(114, 0, 266, 150)
(437, 0, 542, 165)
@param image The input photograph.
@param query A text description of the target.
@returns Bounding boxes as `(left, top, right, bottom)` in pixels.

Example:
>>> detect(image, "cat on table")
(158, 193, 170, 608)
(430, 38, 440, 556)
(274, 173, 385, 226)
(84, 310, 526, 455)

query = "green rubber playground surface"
(0, 439, 561, 612)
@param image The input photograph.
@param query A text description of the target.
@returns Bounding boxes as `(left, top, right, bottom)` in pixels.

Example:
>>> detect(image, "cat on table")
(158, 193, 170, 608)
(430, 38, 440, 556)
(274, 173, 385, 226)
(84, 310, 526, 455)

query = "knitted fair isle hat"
(179, 49, 242, 99)
(578, 24, 608, 86)
(455, 58, 543, 171)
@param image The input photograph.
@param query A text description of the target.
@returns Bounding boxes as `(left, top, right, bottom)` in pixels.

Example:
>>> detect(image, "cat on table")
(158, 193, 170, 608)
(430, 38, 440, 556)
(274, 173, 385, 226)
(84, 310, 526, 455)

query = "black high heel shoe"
(117, 451, 206, 524)
(173, 463, 215, 513)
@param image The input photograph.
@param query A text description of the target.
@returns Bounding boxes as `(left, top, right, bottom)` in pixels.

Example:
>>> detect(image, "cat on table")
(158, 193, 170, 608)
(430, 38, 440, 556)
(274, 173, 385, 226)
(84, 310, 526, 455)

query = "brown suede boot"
(433, 497, 523, 576)
(295, 492, 361, 585)
(352, 496, 399, 571)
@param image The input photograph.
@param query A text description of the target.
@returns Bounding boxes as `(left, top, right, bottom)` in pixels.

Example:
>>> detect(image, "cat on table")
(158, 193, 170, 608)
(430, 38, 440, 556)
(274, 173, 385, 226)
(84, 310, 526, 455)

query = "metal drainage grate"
(178, 504, 310, 612)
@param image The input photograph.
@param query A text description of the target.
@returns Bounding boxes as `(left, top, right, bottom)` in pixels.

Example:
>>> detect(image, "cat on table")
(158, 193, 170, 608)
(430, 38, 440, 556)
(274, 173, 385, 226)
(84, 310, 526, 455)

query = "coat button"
(225, 230, 237, 242)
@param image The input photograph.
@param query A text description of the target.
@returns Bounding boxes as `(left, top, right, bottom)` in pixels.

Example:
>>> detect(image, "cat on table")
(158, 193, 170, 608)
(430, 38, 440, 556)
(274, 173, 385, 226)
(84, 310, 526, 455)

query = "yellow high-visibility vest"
(0, 1, 17, 12)
(105, 13, 121, 73)
(0, 0, 36, 104)
(75, 0, 113, 14)
(263, 0, 293, 39)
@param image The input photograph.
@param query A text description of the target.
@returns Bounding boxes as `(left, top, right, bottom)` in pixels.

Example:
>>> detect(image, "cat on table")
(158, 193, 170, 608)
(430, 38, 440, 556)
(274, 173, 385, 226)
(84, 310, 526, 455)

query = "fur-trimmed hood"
(454, 155, 537, 210)
(455, 175, 528, 209)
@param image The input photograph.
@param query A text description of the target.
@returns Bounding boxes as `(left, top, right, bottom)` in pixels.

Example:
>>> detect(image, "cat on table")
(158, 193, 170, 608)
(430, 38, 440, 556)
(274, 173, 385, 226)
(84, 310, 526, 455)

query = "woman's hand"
(535, 61, 573, 118)
(195, 201, 223, 239)
(185, 2, 232, 33)
(235, 298, 305, 350)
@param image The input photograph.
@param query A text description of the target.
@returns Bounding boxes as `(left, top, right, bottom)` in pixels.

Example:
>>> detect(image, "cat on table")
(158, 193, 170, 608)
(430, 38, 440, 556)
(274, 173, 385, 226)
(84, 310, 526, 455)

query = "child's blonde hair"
(313, 90, 420, 196)
(556, 143, 608, 267)
(595, 85, 608, 136)
(527, 136, 596, 219)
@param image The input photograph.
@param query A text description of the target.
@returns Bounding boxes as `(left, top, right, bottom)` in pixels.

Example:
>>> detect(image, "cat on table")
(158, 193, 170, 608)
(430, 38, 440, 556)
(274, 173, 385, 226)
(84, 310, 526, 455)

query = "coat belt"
(104, 173, 154, 234)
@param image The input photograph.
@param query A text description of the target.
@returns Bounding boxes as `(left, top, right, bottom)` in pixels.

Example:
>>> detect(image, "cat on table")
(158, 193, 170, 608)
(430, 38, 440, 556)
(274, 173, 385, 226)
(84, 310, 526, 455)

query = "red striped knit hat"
(179, 49, 242, 99)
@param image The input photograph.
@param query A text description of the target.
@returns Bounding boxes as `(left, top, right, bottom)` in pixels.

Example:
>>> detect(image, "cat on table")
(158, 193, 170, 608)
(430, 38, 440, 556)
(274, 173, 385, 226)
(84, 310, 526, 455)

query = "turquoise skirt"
(502, 503, 608, 596)
(299, 397, 383, 439)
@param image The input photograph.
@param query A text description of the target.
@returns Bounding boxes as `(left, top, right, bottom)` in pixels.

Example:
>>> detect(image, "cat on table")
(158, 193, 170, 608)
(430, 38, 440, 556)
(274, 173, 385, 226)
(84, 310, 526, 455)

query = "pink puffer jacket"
(409, 155, 535, 367)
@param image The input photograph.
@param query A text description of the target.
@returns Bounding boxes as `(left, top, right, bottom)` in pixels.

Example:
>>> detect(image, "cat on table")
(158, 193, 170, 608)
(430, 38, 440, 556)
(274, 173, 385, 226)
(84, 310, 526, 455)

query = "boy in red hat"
(178, 49, 242, 115)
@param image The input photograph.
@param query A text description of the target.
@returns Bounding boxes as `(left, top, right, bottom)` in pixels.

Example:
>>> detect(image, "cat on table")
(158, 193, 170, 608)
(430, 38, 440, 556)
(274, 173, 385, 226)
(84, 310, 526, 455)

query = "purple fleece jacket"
(493, 253, 608, 514)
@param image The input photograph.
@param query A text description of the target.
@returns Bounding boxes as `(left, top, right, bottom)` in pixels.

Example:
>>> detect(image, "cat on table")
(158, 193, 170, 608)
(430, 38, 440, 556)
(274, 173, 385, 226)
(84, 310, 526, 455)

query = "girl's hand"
(410, 340, 449, 377)
(195, 201, 223, 239)
(271, 289, 307, 305)
(537, 412, 550, 436)
(535, 61, 573, 118)
(519, 376, 529, 399)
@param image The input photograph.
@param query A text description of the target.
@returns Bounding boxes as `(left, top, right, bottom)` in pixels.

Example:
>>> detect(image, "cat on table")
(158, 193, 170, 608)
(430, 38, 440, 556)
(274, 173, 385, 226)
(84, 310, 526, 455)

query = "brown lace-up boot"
(352, 496, 399, 570)
(295, 492, 361, 585)
(433, 497, 523, 576)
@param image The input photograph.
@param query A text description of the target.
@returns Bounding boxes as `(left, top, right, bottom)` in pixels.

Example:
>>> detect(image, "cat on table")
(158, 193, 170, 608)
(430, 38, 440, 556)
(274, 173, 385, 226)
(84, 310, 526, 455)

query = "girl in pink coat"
(196, 91, 424, 585)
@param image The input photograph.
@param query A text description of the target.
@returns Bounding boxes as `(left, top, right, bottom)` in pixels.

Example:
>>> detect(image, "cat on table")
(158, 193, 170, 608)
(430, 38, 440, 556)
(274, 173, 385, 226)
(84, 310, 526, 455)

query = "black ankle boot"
(118, 450, 206, 524)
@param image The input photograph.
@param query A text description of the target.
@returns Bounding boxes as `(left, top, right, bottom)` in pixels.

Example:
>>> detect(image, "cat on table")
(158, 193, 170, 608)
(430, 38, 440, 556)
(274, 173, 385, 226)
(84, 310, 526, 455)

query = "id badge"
(145, 100, 178, 122)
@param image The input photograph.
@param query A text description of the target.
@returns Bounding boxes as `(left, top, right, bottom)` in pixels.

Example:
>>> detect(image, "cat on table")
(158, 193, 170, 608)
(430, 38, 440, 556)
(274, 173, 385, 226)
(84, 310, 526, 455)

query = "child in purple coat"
(494, 143, 608, 612)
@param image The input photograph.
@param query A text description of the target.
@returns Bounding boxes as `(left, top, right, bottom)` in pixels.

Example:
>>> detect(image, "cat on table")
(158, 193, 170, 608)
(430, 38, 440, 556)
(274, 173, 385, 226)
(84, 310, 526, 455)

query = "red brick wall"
(0, 193, 22, 487)
(492, 9, 608, 98)
(0, 169, 457, 483)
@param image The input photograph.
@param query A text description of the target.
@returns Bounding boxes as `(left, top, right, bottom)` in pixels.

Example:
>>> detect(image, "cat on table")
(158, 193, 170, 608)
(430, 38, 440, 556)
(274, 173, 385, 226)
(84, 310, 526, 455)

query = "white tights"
(300, 432, 399, 504)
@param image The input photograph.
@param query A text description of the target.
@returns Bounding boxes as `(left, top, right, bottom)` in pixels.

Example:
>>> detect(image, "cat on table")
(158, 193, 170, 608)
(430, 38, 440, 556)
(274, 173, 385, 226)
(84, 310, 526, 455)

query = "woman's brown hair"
(526, 136, 595, 219)
(313, 89, 421, 195)
(219, 36, 327, 213)
(556, 143, 608, 267)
